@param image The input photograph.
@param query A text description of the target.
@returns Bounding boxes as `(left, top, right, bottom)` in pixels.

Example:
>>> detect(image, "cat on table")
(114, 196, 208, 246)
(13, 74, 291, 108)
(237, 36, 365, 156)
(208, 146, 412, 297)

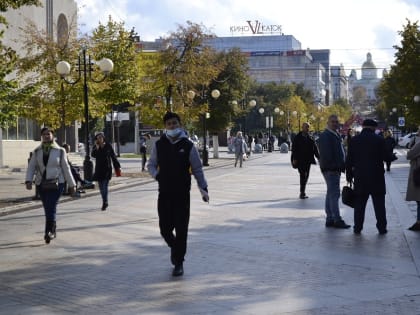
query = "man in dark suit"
(346, 119, 389, 234)
(291, 122, 320, 199)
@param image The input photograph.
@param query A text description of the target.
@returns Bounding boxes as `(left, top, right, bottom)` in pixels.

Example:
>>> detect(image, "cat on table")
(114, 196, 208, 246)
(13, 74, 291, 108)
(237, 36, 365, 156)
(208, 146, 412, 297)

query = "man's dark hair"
(40, 127, 54, 134)
(163, 111, 181, 124)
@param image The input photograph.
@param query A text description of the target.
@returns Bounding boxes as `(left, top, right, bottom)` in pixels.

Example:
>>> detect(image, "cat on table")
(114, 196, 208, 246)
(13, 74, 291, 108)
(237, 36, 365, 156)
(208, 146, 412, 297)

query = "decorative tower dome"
(361, 52, 377, 80)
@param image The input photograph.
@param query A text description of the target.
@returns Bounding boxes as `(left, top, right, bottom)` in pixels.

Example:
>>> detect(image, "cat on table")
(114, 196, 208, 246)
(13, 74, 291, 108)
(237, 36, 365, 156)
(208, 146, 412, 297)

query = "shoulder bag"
(40, 149, 64, 191)
(342, 182, 355, 208)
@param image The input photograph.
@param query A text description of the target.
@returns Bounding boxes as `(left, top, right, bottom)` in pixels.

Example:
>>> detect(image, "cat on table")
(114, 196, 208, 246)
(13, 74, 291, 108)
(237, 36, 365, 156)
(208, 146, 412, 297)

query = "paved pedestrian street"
(1, 152, 420, 314)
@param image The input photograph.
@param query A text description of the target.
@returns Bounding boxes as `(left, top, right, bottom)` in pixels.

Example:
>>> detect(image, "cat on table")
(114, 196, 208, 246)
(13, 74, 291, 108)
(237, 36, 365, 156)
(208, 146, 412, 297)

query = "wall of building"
(2, 140, 40, 168)
(0, 0, 78, 168)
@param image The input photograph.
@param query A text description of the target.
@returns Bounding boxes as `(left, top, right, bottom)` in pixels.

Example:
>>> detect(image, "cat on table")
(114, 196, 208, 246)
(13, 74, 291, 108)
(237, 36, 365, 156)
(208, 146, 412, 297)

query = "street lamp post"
(258, 106, 280, 152)
(186, 88, 220, 166)
(56, 48, 113, 181)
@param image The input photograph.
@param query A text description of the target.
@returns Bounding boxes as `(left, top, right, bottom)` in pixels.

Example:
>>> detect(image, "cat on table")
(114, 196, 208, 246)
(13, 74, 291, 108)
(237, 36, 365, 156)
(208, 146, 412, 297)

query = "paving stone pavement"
(0, 149, 420, 314)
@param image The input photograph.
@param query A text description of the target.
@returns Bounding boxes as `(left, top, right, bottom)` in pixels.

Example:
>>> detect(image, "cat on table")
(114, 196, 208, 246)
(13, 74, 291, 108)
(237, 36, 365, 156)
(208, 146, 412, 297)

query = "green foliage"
(135, 22, 250, 134)
(17, 17, 82, 129)
(89, 18, 140, 114)
(378, 19, 420, 128)
(13, 15, 139, 133)
(0, 0, 40, 12)
(206, 48, 250, 133)
(0, 0, 41, 126)
(0, 0, 41, 24)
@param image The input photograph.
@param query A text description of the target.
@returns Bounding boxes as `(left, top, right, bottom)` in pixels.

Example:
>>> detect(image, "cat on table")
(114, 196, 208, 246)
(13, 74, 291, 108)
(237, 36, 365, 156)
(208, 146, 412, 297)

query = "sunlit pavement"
(1, 150, 420, 314)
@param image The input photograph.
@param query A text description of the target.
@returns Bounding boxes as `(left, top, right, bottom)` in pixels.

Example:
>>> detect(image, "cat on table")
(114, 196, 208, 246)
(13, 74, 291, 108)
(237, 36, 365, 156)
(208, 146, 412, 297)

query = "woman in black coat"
(384, 130, 396, 171)
(291, 123, 320, 199)
(92, 132, 121, 210)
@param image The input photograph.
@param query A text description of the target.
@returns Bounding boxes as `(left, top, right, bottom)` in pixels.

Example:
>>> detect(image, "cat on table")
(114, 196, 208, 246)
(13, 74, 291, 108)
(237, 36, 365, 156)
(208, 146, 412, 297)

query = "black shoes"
(408, 222, 420, 231)
(333, 220, 351, 229)
(172, 263, 184, 277)
(44, 221, 56, 244)
(326, 219, 350, 229)
(101, 202, 108, 211)
(299, 193, 308, 199)
(353, 228, 362, 234)
(325, 220, 335, 227)
(378, 229, 388, 235)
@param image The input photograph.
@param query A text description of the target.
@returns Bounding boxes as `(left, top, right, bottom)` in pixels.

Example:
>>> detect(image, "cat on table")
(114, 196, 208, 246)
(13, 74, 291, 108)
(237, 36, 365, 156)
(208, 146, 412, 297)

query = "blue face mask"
(166, 128, 182, 138)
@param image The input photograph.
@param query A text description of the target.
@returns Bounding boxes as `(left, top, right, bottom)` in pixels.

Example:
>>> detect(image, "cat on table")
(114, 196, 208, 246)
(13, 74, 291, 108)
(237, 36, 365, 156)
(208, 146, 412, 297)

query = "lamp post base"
(202, 149, 209, 167)
(83, 157, 94, 181)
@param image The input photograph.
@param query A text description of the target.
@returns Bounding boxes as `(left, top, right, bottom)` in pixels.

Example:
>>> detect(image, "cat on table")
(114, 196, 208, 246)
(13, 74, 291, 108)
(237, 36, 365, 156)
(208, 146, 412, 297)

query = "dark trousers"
(40, 183, 65, 221)
(354, 193, 387, 231)
(140, 147, 147, 170)
(158, 191, 190, 265)
(98, 180, 109, 203)
(298, 164, 311, 194)
(385, 161, 391, 171)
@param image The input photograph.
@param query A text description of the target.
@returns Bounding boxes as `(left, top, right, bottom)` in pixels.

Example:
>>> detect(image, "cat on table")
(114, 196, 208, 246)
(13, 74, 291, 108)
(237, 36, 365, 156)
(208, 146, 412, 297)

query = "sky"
(76, 0, 420, 78)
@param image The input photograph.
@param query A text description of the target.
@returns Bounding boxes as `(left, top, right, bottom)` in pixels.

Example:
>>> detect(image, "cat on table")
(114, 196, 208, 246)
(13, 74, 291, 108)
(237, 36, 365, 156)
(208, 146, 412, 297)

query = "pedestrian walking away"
(148, 111, 209, 277)
(25, 127, 76, 244)
(233, 131, 248, 168)
(291, 122, 320, 199)
(318, 114, 351, 229)
(384, 129, 397, 172)
(139, 133, 151, 171)
(346, 119, 389, 235)
(405, 139, 420, 231)
(92, 132, 121, 211)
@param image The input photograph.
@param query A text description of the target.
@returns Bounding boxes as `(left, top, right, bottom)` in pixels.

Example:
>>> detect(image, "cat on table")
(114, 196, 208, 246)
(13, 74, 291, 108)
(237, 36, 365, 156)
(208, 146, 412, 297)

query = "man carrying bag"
(345, 119, 389, 235)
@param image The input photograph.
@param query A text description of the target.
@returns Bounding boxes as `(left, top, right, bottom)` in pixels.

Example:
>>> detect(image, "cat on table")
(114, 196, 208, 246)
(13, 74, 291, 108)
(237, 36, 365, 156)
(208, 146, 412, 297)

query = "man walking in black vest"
(148, 112, 209, 277)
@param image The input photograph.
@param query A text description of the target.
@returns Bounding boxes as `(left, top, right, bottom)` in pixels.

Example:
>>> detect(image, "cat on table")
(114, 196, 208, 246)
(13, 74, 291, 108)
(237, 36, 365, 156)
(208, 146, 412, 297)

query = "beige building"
(0, 0, 77, 167)
(348, 52, 383, 108)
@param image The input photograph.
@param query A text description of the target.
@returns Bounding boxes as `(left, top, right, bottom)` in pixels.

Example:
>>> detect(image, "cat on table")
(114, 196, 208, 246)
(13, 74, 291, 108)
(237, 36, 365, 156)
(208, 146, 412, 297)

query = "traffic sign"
(398, 117, 405, 127)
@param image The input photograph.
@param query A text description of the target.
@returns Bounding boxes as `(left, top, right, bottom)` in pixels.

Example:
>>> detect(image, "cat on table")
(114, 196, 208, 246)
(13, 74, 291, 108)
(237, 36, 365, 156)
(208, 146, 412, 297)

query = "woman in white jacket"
(25, 127, 76, 244)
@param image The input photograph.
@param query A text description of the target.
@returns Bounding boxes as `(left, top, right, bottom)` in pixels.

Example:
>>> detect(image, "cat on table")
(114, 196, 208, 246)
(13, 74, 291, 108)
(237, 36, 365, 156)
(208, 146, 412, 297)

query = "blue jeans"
(322, 171, 342, 222)
(98, 180, 109, 203)
(39, 183, 65, 221)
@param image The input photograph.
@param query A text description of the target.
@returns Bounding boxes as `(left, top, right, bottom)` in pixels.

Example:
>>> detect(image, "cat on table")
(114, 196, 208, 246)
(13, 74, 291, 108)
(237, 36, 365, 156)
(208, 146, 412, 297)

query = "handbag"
(40, 178, 59, 191)
(341, 183, 355, 208)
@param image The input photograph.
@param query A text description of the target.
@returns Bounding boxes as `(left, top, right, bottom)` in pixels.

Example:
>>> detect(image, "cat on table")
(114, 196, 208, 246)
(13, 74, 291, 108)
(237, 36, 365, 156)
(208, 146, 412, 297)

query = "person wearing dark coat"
(318, 115, 351, 229)
(346, 119, 390, 234)
(291, 122, 320, 199)
(92, 132, 121, 211)
(384, 130, 396, 171)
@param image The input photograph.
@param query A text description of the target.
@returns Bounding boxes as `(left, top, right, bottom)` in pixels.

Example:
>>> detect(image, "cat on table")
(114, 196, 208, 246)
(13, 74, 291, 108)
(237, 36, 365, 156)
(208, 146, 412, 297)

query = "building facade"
(0, 0, 77, 167)
(330, 64, 349, 103)
(348, 52, 383, 109)
(207, 35, 330, 106)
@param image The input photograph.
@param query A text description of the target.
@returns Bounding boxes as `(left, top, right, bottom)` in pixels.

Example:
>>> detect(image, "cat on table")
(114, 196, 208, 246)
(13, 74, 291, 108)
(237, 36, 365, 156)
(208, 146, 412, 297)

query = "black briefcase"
(342, 184, 355, 208)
